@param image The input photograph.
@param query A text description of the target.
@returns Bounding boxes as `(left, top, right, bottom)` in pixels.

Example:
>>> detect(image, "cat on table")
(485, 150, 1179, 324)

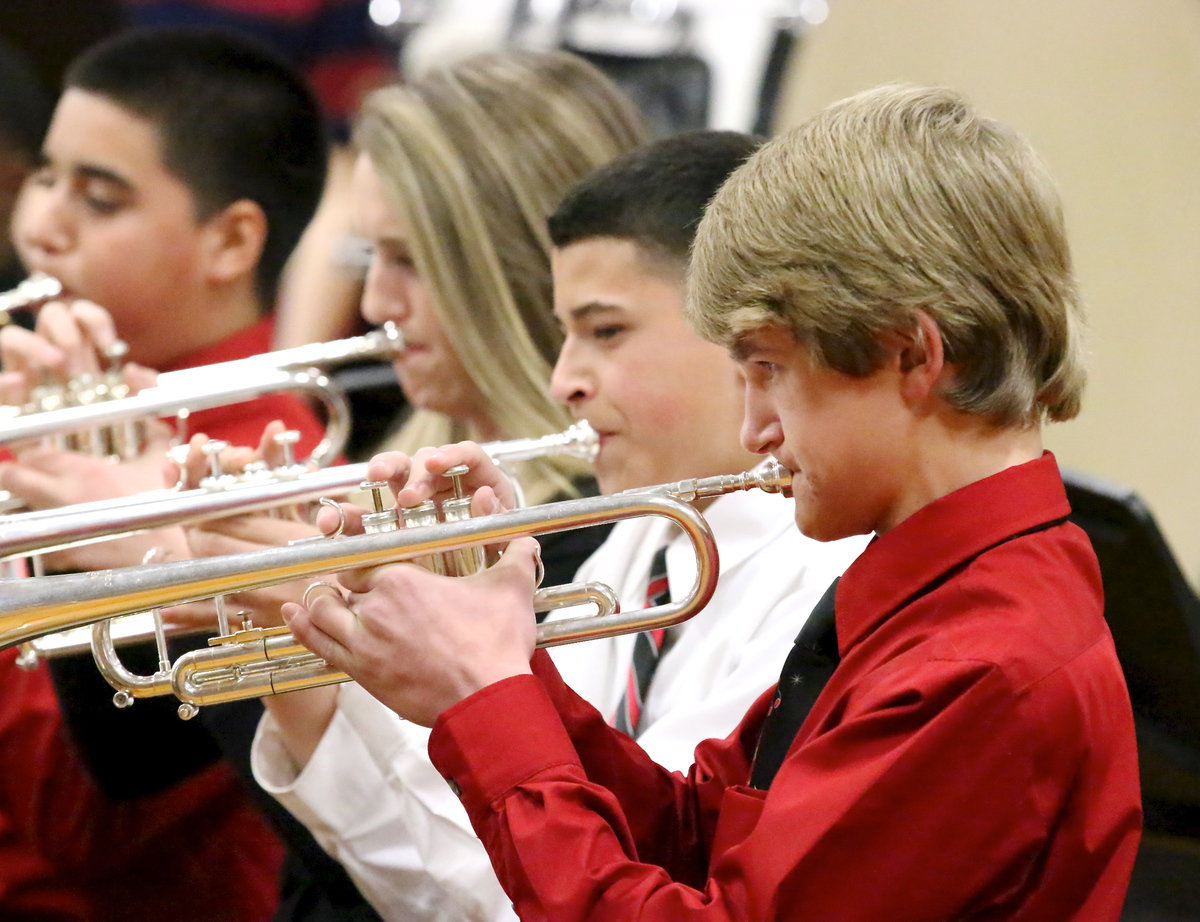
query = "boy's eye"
(80, 179, 124, 215)
(83, 193, 119, 215)
(592, 324, 625, 341)
(742, 361, 778, 386)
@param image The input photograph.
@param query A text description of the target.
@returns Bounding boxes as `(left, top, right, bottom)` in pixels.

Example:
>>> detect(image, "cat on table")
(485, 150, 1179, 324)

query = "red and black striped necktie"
(613, 545, 672, 737)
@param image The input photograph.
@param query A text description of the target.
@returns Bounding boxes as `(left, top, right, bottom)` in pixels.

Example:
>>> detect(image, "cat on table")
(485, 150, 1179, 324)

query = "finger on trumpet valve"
(360, 480, 399, 534)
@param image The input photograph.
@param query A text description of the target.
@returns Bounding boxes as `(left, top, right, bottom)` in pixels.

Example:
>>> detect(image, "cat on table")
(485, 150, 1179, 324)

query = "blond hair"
(356, 50, 650, 501)
(688, 84, 1085, 427)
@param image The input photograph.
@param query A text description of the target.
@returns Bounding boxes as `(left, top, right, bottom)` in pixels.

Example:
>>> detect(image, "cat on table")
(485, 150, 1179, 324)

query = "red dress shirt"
(0, 317, 326, 921)
(430, 452, 1142, 921)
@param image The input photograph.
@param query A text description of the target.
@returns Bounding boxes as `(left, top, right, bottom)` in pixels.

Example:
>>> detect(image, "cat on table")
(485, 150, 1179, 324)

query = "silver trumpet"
(0, 421, 599, 562)
(5, 421, 601, 666)
(0, 321, 405, 470)
(0, 461, 792, 717)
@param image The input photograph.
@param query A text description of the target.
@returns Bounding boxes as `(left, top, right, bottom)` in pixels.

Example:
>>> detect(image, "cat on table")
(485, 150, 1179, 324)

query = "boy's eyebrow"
(30, 153, 136, 193)
(729, 336, 755, 362)
(565, 302, 623, 322)
(73, 162, 135, 191)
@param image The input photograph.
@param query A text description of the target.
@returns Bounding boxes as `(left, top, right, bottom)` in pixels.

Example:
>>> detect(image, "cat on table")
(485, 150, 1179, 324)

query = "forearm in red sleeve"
(528, 649, 758, 880)
(429, 656, 1106, 922)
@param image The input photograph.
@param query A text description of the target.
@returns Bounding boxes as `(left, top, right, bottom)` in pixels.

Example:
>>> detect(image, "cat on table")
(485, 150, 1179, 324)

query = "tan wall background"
(774, 0, 1200, 587)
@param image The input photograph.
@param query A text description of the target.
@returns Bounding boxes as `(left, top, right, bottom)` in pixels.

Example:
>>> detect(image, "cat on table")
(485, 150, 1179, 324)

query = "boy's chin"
(792, 502, 851, 544)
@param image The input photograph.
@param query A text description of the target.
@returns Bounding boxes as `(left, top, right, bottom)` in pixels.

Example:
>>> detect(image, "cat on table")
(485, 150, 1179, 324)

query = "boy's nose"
(12, 186, 73, 260)
(740, 392, 782, 456)
(549, 343, 594, 408)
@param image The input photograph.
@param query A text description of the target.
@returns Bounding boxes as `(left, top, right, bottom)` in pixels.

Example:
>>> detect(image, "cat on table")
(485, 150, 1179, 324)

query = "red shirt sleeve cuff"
(429, 674, 581, 809)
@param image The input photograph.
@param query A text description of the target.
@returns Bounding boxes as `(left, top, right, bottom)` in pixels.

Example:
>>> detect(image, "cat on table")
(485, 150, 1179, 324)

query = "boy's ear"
(200, 199, 267, 288)
(894, 310, 947, 405)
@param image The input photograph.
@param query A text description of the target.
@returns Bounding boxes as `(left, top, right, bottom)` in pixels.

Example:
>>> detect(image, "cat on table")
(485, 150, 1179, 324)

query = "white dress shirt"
(252, 486, 868, 921)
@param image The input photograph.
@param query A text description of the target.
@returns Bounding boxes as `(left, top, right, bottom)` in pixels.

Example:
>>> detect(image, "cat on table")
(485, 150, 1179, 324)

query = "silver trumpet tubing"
(5, 422, 600, 666)
(0, 461, 792, 716)
(0, 322, 405, 469)
(0, 273, 63, 326)
(0, 420, 600, 563)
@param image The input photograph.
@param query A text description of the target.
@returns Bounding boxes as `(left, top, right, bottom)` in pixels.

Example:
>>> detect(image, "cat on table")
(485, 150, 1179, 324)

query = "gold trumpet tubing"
(67, 463, 788, 712)
(0, 483, 737, 666)
(0, 421, 599, 563)
(23, 609, 209, 665)
(0, 273, 63, 326)
(91, 615, 174, 704)
(169, 581, 620, 711)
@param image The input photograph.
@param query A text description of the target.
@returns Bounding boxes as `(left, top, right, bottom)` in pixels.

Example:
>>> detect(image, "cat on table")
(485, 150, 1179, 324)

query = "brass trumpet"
(0, 462, 792, 716)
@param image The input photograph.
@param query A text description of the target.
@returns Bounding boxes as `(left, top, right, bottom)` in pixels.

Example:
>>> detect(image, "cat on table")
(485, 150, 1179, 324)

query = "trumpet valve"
(439, 493, 485, 576)
(272, 429, 302, 469)
(199, 439, 237, 489)
(399, 499, 445, 574)
(360, 480, 399, 534)
(443, 463, 470, 499)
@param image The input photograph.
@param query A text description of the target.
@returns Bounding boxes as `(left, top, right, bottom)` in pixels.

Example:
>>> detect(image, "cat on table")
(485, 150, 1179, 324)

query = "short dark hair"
(547, 129, 762, 266)
(65, 27, 328, 307)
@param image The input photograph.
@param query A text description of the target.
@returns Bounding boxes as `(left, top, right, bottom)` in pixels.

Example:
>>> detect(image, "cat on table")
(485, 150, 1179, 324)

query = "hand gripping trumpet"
(0, 461, 793, 717)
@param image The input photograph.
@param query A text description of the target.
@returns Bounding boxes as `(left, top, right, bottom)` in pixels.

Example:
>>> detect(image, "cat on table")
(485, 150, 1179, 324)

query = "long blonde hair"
(356, 50, 650, 501)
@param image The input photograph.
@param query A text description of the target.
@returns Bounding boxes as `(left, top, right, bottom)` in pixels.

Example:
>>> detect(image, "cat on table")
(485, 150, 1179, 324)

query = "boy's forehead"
(551, 237, 685, 317)
(552, 237, 681, 277)
(45, 89, 166, 177)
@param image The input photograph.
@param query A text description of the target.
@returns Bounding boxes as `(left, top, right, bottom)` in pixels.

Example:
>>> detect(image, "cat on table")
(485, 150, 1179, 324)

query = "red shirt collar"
(159, 317, 274, 373)
(835, 451, 1072, 655)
